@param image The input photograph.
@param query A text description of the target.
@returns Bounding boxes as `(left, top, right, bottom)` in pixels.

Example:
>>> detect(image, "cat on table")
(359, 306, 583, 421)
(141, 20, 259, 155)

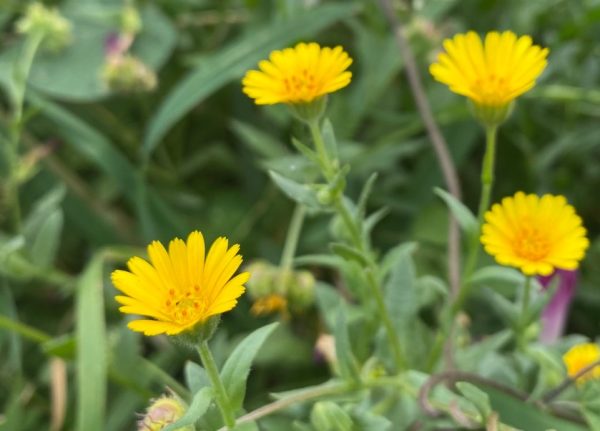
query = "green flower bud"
(316, 186, 334, 206)
(287, 270, 316, 311)
(121, 5, 142, 35)
(310, 401, 353, 431)
(138, 395, 193, 431)
(101, 55, 157, 93)
(245, 260, 278, 298)
(16, 3, 72, 52)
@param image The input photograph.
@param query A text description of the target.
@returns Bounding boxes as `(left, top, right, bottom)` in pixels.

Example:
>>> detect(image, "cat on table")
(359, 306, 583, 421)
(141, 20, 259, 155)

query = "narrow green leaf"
(231, 120, 289, 158)
(483, 288, 519, 327)
(162, 387, 213, 431)
(330, 242, 369, 266)
(220, 322, 279, 411)
(357, 173, 378, 219)
(334, 306, 360, 381)
(143, 3, 357, 156)
(27, 209, 63, 267)
(185, 361, 211, 395)
(76, 255, 107, 431)
(456, 382, 492, 420)
(363, 207, 390, 235)
(269, 170, 322, 209)
(321, 118, 338, 160)
(434, 187, 477, 236)
(291, 137, 320, 165)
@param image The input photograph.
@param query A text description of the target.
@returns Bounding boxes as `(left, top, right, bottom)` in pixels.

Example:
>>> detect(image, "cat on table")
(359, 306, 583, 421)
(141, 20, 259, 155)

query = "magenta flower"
(538, 269, 578, 344)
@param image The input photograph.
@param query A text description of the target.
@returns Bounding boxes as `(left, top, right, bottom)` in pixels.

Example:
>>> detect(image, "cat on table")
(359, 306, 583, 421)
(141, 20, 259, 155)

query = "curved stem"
(308, 120, 335, 181)
(197, 340, 236, 429)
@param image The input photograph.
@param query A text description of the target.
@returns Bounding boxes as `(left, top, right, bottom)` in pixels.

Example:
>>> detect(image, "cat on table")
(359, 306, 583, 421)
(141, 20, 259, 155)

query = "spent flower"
(138, 395, 193, 431)
(101, 54, 157, 93)
(481, 192, 588, 276)
(112, 231, 249, 336)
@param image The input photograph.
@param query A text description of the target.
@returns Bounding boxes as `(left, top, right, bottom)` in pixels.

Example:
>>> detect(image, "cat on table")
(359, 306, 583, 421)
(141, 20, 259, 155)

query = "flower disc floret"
(563, 343, 600, 384)
(112, 231, 249, 336)
(242, 42, 352, 105)
(481, 192, 588, 276)
(430, 30, 549, 107)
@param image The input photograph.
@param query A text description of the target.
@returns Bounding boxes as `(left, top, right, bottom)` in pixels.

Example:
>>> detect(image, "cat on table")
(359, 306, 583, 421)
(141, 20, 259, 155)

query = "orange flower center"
(283, 69, 318, 100)
(165, 287, 208, 324)
(513, 224, 551, 261)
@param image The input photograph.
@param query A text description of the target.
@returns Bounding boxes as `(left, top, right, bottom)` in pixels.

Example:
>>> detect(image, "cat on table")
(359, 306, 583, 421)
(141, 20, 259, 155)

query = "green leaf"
(27, 209, 63, 267)
(330, 242, 369, 266)
(185, 361, 210, 395)
(231, 120, 289, 158)
(334, 306, 360, 381)
(220, 322, 279, 411)
(291, 137, 320, 165)
(483, 288, 519, 327)
(162, 387, 213, 431)
(357, 173, 378, 220)
(76, 255, 107, 431)
(468, 266, 524, 288)
(269, 170, 322, 209)
(456, 382, 492, 420)
(384, 242, 418, 323)
(321, 118, 339, 160)
(143, 3, 356, 156)
(310, 401, 353, 431)
(434, 187, 477, 236)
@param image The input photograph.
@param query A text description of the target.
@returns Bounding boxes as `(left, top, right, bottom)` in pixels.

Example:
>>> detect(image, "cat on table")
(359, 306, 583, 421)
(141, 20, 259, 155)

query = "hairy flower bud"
(138, 395, 193, 431)
(288, 270, 316, 311)
(101, 55, 157, 93)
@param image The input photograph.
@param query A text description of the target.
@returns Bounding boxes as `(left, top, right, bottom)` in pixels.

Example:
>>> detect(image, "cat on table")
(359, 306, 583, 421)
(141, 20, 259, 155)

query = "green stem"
(308, 120, 335, 181)
(279, 204, 306, 272)
(6, 32, 44, 232)
(197, 340, 236, 429)
(0, 314, 51, 344)
(517, 276, 532, 349)
(453, 125, 498, 314)
(308, 121, 406, 371)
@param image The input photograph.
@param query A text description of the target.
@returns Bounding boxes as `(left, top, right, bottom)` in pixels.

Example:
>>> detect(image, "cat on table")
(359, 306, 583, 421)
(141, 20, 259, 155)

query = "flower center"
(513, 224, 551, 261)
(165, 287, 208, 324)
(473, 73, 510, 105)
(283, 69, 318, 100)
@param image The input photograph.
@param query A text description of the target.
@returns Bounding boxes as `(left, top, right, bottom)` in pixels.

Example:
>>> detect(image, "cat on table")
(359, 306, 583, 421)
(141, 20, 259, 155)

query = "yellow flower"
(481, 192, 589, 276)
(430, 31, 549, 108)
(112, 231, 249, 336)
(242, 42, 352, 105)
(563, 343, 600, 384)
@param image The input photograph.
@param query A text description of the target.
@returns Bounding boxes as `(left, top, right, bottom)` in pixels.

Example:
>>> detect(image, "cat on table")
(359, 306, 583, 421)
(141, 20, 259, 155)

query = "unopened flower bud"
(288, 270, 316, 311)
(138, 395, 193, 431)
(245, 260, 277, 298)
(101, 55, 157, 93)
(16, 3, 72, 52)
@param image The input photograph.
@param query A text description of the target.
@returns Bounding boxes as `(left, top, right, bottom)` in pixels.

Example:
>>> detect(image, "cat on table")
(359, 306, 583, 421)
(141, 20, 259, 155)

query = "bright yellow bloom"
(563, 343, 600, 384)
(430, 31, 549, 107)
(242, 42, 352, 105)
(481, 192, 588, 276)
(112, 231, 249, 336)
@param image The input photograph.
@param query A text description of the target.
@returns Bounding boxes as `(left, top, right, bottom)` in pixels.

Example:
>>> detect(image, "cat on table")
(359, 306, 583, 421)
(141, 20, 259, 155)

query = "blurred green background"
(0, 0, 599, 429)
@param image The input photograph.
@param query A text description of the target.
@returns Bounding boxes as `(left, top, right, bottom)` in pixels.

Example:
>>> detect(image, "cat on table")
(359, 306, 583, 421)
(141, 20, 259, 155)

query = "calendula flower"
(112, 231, 249, 336)
(481, 192, 588, 276)
(563, 343, 600, 384)
(430, 30, 548, 107)
(242, 42, 352, 105)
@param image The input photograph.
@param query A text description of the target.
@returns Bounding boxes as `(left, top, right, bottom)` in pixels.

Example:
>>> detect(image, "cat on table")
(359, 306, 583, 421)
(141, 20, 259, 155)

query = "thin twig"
(542, 358, 600, 403)
(378, 0, 462, 371)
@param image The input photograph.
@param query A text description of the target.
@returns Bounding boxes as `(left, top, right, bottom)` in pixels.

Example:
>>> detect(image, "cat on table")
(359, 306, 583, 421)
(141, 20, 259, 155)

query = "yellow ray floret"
(430, 30, 549, 107)
(242, 42, 352, 105)
(481, 192, 588, 276)
(563, 343, 600, 384)
(112, 231, 249, 336)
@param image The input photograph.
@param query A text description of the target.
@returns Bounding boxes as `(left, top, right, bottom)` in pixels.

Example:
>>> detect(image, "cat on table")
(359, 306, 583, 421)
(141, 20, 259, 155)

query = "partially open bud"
(138, 395, 193, 431)
(16, 3, 72, 52)
(101, 54, 157, 93)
